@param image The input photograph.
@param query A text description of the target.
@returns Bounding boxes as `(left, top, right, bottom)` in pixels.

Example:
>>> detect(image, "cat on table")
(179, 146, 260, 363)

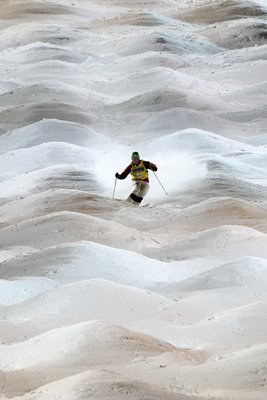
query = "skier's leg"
(138, 181, 149, 199)
(127, 192, 143, 204)
(126, 194, 138, 204)
(127, 181, 149, 205)
(127, 181, 142, 205)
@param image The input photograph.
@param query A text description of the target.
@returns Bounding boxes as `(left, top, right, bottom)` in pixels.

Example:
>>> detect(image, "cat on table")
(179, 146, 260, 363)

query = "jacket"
(117, 160, 157, 183)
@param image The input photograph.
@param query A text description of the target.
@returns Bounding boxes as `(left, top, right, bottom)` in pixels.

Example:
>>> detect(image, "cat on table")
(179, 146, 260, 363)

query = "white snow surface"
(0, 0, 267, 399)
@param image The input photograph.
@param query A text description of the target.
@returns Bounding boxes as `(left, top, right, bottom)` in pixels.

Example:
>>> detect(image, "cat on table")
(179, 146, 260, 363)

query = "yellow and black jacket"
(117, 160, 157, 182)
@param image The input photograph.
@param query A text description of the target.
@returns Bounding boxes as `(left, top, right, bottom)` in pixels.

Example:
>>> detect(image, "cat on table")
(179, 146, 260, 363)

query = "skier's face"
(132, 157, 139, 165)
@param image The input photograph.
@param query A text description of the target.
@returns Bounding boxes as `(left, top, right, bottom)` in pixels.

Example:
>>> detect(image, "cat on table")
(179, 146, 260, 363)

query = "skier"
(115, 151, 157, 205)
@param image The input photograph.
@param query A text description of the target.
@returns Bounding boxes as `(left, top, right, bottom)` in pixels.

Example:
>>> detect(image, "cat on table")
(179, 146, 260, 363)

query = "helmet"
(131, 151, 140, 160)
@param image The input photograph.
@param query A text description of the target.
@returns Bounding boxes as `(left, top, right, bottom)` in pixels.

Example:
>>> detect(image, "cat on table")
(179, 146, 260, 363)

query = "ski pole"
(152, 170, 168, 195)
(112, 177, 117, 198)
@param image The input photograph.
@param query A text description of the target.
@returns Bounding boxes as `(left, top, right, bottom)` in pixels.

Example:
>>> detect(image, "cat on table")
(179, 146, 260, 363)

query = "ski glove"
(115, 172, 120, 179)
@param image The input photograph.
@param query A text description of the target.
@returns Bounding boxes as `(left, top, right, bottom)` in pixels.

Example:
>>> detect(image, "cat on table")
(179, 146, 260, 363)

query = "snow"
(0, 0, 267, 399)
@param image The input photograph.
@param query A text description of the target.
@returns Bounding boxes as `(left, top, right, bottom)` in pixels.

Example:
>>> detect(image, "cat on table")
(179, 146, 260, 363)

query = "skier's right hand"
(115, 172, 120, 179)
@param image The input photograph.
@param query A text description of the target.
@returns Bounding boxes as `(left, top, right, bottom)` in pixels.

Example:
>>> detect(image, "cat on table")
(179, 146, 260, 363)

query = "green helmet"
(131, 151, 140, 159)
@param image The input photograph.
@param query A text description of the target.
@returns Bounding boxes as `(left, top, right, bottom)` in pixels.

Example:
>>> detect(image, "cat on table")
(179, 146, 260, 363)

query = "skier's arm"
(115, 164, 131, 179)
(144, 161, 157, 172)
